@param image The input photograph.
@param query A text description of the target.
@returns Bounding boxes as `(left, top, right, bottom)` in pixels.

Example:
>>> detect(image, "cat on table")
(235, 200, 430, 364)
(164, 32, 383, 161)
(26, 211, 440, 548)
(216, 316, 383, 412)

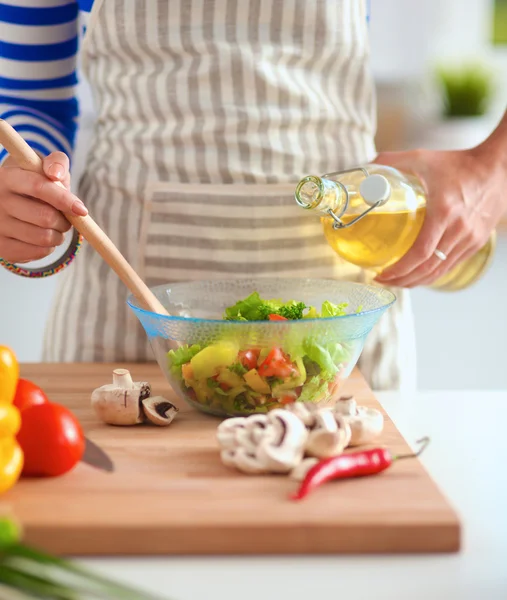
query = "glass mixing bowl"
(128, 278, 395, 418)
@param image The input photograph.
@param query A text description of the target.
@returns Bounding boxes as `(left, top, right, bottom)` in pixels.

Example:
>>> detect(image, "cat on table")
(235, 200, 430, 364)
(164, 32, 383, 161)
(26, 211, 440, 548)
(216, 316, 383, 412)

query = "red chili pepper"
(268, 314, 288, 321)
(291, 437, 430, 501)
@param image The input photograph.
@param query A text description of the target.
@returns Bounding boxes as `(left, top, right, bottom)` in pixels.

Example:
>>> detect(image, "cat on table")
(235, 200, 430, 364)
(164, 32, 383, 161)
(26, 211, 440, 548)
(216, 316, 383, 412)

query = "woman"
(0, 1, 505, 391)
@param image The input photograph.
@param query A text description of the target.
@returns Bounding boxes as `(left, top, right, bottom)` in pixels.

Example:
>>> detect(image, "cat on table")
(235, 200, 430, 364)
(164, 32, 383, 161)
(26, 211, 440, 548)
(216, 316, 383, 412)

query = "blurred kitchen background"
(0, 0, 506, 391)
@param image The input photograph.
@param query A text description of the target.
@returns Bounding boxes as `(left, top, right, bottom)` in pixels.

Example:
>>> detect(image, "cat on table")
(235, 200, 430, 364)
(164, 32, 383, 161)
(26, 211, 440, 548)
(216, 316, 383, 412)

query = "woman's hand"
(0, 152, 87, 264)
(373, 145, 506, 288)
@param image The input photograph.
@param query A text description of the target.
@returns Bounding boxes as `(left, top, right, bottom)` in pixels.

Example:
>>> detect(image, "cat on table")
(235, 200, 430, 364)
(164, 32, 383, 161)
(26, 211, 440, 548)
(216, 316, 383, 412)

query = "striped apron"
(42, 0, 417, 392)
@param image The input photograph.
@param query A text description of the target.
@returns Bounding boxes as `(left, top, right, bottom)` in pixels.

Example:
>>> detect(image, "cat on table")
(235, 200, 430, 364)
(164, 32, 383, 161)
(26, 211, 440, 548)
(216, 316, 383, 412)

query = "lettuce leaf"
(321, 300, 349, 317)
(330, 342, 349, 364)
(223, 292, 269, 321)
(168, 344, 202, 366)
(303, 306, 319, 319)
(224, 292, 307, 321)
(299, 376, 329, 403)
(223, 292, 352, 321)
(167, 344, 202, 379)
(302, 339, 339, 379)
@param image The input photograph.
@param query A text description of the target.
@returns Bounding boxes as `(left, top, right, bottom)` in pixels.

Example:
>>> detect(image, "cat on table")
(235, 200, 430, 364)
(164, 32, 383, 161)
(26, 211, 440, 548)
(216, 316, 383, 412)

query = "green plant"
(492, 0, 507, 46)
(0, 517, 169, 600)
(436, 63, 494, 118)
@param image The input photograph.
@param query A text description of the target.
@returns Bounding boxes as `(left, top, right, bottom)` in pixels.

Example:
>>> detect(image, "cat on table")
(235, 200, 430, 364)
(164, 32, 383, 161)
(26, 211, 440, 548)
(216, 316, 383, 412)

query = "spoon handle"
(0, 119, 169, 316)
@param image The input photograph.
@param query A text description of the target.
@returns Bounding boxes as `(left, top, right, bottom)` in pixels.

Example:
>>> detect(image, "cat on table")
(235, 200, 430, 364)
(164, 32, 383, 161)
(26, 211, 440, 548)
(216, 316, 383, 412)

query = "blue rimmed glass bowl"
(128, 278, 395, 418)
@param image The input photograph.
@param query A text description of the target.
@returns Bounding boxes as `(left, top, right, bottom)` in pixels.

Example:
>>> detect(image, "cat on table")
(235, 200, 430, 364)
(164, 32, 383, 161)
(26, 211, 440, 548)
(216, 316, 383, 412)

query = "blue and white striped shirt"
(0, 0, 92, 163)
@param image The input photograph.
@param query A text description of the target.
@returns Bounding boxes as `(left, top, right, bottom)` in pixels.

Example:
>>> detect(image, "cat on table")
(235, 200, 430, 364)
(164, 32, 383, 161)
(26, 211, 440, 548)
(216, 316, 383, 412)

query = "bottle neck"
(294, 176, 346, 217)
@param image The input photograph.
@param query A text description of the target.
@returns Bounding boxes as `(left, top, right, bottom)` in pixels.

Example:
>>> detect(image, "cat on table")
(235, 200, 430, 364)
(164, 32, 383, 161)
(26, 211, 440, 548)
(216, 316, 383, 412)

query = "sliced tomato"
(258, 347, 293, 378)
(280, 395, 296, 405)
(238, 349, 260, 371)
(268, 314, 288, 321)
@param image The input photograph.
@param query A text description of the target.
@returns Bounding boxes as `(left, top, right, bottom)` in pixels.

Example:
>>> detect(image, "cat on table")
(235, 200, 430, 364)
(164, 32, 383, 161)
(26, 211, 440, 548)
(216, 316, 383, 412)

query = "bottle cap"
(359, 174, 391, 206)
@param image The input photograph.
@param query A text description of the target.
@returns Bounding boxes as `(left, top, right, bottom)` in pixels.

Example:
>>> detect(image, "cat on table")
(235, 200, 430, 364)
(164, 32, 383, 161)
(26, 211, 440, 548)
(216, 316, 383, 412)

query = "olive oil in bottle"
(294, 165, 495, 291)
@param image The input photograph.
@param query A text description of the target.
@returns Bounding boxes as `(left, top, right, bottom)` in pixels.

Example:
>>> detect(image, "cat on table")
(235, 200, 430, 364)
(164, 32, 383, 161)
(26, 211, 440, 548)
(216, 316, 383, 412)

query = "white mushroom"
(332, 396, 384, 446)
(285, 402, 316, 427)
(217, 415, 270, 474)
(91, 369, 151, 426)
(305, 412, 352, 459)
(290, 457, 319, 481)
(216, 417, 247, 449)
(217, 410, 307, 474)
(256, 410, 308, 473)
(220, 448, 267, 475)
(244, 414, 271, 443)
(332, 395, 358, 417)
(344, 407, 384, 446)
(141, 396, 179, 427)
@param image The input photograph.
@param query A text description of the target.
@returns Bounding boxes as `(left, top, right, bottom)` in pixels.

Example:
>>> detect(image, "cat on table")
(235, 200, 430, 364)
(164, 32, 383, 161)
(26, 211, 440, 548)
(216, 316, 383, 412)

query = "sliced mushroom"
(256, 410, 308, 473)
(285, 402, 316, 427)
(216, 409, 307, 474)
(216, 417, 247, 449)
(290, 457, 319, 481)
(330, 396, 383, 445)
(305, 412, 352, 459)
(240, 415, 270, 452)
(332, 396, 359, 417)
(142, 396, 179, 426)
(343, 407, 384, 446)
(220, 448, 237, 470)
(221, 448, 268, 474)
(244, 414, 269, 441)
(91, 368, 151, 426)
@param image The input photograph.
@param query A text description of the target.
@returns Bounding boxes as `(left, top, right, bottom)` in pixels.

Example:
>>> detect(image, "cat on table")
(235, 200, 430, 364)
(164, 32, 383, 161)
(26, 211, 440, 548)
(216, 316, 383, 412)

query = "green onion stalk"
(0, 518, 169, 600)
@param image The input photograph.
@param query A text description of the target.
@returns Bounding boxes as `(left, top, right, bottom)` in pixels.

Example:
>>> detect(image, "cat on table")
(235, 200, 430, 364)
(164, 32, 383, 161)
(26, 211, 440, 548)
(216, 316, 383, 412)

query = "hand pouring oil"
(294, 165, 496, 291)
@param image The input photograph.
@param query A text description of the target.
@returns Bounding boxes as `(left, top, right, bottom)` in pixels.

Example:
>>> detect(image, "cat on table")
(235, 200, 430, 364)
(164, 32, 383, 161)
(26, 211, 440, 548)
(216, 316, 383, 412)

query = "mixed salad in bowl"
(166, 291, 360, 415)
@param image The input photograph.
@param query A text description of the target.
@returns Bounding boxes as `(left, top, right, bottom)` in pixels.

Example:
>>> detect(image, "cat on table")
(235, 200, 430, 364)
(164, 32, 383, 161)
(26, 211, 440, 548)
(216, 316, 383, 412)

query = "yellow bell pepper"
(0, 346, 23, 493)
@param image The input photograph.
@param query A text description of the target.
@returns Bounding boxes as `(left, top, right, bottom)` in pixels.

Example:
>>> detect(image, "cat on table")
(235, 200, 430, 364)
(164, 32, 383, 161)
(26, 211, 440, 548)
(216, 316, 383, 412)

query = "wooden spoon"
(0, 119, 169, 316)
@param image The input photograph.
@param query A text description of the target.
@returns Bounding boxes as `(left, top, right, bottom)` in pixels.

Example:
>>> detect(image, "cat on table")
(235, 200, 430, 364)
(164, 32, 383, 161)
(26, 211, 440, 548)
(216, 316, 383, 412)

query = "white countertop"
(80, 390, 507, 600)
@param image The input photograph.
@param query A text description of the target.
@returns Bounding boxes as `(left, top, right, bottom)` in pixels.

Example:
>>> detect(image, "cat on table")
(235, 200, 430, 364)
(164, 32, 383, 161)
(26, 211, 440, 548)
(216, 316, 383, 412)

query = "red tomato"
(219, 382, 231, 391)
(13, 379, 49, 413)
(280, 395, 296, 405)
(17, 403, 85, 477)
(268, 314, 288, 321)
(239, 349, 260, 371)
(258, 348, 293, 378)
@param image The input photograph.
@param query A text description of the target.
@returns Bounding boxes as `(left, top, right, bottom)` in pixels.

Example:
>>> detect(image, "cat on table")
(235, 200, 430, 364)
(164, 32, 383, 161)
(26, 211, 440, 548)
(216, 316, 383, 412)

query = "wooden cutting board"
(3, 363, 460, 556)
